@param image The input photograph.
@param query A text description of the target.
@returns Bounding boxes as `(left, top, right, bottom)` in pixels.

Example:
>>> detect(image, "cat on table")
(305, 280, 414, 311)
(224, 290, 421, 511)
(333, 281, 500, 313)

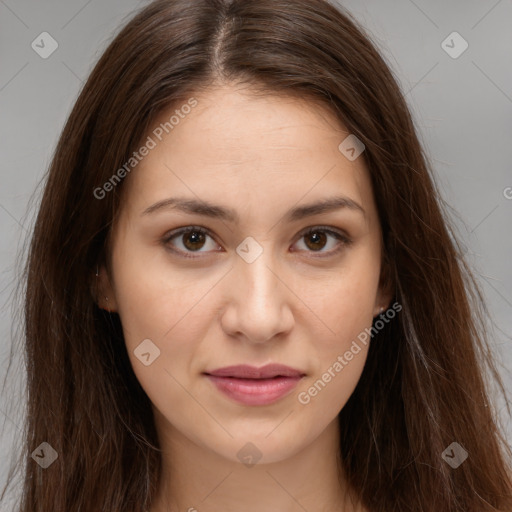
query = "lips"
(205, 364, 305, 379)
(204, 364, 306, 406)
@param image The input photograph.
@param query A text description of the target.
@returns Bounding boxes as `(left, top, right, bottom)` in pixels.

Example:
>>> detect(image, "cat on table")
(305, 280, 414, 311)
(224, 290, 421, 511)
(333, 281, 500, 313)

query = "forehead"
(119, 84, 375, 223)
(164, 85, 346, 155)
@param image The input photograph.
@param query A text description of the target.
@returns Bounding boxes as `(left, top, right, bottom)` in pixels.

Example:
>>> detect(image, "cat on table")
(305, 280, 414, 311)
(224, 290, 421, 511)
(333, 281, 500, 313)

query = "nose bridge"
(223, 236, 293, 343)
(236, 236, 280, 306)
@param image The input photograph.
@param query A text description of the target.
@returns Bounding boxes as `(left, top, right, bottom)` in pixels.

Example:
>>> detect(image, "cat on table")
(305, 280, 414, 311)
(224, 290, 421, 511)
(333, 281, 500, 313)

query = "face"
(98, 83, 390, 464)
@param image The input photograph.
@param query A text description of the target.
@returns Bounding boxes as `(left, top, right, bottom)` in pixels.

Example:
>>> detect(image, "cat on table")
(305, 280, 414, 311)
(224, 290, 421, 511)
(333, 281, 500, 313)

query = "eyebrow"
(141, 195, 365, 222)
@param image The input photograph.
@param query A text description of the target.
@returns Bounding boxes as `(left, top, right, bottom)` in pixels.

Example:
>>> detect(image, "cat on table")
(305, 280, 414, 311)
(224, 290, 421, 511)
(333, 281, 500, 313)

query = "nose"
(220, 247, 294, 345)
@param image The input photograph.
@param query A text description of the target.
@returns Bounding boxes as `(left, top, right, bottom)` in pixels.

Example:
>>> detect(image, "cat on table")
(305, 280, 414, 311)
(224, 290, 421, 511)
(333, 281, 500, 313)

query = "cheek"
(294, 253, 379, 412)
(110, 244, 223, 390)
(114, 273, 213, 377)
(110, 236, 212, 345)
(113, 264, 210, 425)
(310, 255, 380, 347)
(295, 281, 375, 418)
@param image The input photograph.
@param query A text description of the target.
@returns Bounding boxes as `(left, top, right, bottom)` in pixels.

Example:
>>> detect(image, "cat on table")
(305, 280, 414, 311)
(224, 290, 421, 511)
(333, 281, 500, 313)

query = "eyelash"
(161, 225, 352, 259)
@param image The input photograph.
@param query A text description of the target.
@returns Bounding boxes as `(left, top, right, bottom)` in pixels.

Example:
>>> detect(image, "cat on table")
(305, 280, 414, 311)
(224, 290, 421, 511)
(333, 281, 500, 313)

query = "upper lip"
(204, 364, 306, 379)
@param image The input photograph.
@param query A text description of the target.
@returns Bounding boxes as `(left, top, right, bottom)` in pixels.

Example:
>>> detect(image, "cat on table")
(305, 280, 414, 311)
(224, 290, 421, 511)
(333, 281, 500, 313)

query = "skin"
(97, 82, 391, 512)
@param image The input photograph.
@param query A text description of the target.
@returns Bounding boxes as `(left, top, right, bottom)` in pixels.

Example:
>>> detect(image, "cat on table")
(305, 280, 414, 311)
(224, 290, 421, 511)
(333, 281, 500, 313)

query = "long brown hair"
(2, 0, 511, 510)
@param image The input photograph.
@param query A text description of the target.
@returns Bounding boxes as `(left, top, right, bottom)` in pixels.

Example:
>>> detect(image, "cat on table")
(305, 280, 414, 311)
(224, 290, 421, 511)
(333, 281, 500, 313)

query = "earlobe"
(373, 305, 385, 317)
(93, 264, 118, 313)
(374, 280, 393, 316)
(374, 257, 394, 317)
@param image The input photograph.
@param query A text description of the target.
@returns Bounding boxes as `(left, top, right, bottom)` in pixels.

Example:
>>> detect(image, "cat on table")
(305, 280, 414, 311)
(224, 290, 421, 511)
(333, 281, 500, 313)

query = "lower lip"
(205, 374, 302, 406)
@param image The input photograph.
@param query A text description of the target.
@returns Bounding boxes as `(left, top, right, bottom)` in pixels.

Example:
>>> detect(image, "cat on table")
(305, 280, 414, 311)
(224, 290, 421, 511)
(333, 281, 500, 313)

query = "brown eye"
(163, 226, 220, 257)
(303, 231, 328, 251)
(162, 225, 351, 259)
(181, 230, 207, 251)
(292, 227, 352, 257)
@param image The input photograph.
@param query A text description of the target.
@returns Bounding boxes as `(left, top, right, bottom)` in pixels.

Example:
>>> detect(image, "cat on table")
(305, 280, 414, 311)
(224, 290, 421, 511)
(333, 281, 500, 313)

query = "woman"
(2, 0, 511, 510)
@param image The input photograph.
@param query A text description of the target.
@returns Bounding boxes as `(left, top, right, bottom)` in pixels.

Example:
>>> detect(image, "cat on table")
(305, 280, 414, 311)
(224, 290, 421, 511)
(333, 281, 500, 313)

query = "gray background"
(1, 0, 511, 506)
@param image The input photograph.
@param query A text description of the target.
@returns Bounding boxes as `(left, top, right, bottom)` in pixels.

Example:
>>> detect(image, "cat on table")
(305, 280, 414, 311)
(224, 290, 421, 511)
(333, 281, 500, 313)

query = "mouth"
(203, 364, 306, 406)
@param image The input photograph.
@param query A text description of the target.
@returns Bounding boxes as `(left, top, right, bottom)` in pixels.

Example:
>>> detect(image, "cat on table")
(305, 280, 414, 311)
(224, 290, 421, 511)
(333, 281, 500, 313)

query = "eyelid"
(296, 225, 351, 242)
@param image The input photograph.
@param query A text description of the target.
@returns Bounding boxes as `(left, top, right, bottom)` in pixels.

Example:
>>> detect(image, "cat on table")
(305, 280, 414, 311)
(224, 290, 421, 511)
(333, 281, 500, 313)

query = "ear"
(373, 255, 394, 317)
(92, 264, 118, 313)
